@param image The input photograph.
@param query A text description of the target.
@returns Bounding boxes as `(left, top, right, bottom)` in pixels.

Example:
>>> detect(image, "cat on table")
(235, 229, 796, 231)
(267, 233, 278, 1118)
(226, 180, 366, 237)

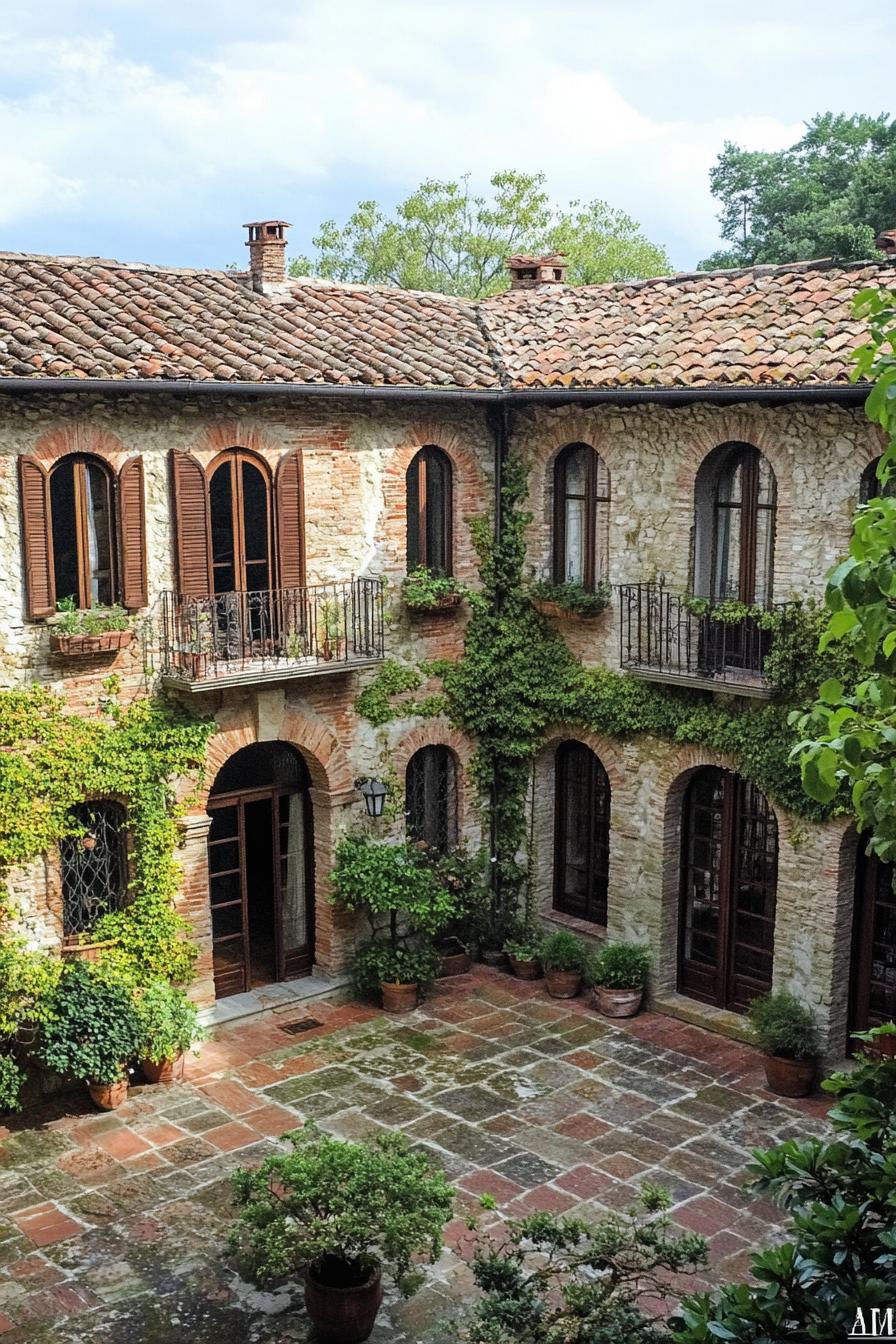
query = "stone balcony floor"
(0, 968, 831, 1342)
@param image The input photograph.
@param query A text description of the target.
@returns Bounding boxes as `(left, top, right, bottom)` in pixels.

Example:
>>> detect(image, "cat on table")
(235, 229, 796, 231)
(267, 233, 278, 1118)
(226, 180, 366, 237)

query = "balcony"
(618, 583, 787, 697)
(158, 578, 385, 691)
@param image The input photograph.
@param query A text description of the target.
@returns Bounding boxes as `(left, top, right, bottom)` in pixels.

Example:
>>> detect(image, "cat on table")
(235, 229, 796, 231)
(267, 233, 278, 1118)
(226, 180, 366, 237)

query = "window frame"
(405, 745, 459, 855)
(707, 444, 777, 606)
(552, 740, 611, 925)
(60, 799, 129, 940)
(552, 443, 610, 591)
(207, 449, 274, 596)
(406, 446, 454, 576)
(49, 454, 117, 610)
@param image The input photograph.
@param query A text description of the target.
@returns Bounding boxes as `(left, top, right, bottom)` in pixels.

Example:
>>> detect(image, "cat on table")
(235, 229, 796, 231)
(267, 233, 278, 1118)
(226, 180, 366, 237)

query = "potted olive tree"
(333, 837, 454, 1012)
(38, 962, 141, 1109)
(589, 941, 651, 1018)
(136, 980, 206, 1083)
(541, 929, 588, 998)
(748, 991, 820, 1097)
(229, 1125, 454, 1343)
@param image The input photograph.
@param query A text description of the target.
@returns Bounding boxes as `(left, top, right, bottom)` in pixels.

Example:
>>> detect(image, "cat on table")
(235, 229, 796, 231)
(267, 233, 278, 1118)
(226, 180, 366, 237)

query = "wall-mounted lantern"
(355, 777, 388, 818)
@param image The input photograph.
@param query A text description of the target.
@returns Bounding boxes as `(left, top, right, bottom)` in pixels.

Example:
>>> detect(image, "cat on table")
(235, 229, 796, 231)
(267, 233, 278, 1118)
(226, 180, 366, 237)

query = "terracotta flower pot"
(140, 1054, 185, 1085)
(50, 629, 134, 657)
(438, 947, 471, 978)
(763, 1054, 816, 1098)
(405, 591, 463, 615)
(544, 967, 582, 999)
(480, 948, 509, 969)
(88, 1078, 129, 1110)
(593, 985, 644, 1018)
(381, 981, 418, 1013)
(509, 955, 543, 981)
(305, 1262, 383, 1344)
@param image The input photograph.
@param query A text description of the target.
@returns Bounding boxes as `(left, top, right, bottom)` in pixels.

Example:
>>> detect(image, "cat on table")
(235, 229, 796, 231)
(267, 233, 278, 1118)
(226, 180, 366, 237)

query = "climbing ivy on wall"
(0, 687, 214, 985)
(357, 453, 854, 926)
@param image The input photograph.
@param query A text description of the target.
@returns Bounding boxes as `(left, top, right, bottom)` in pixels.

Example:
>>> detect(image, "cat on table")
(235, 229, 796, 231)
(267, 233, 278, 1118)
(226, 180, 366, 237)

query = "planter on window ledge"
(50, 629, 134, 657)
(61, 936, 119, 964)
(402, 567, 465, 616)
(529, 580, 611, 622)
(49, 602, 134, 658)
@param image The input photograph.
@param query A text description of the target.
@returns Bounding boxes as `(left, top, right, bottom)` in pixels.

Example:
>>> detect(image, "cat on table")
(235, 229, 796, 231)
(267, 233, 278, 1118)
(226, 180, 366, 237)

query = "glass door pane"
(278, 791, 313, 978)
(207, 803, 248, 997)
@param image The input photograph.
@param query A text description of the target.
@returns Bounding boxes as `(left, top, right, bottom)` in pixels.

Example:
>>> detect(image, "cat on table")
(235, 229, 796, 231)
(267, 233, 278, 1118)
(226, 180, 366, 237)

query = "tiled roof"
(0, 250, 892, 392)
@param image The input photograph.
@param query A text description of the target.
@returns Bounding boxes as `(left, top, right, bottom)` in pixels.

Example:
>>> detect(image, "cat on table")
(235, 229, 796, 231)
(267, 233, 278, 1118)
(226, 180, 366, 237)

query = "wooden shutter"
(276, 450, 306, 590)
(18, 456, 55, 618)
(117, 456, 148, 610)
(170, 451, 211, 597)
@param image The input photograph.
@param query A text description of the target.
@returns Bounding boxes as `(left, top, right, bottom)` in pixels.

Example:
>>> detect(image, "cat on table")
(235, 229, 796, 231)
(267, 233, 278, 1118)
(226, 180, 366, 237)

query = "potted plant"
(49, 599, 134, 657)
(504, 930, 543, 980)
(37, 962, 141, 1109)
(748, 991, 820, 1097)
(402, 566, 465, 614)
(589, 941, 651, 1018)
(853, 1021, 896, 1059)
(541, 929, 588, 998)
(229, 1124, 454, 1343)
(135, 980, 205, 1083)
(352, 941, 439, 1013)
(318, 599, 345, 661)
(429, 848, 486, 977)
(529, 578, 612, 621)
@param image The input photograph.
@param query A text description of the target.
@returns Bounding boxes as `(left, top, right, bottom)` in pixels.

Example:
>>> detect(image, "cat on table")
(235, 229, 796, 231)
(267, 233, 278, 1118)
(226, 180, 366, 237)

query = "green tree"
(793, 287, 896, 857)
(290, 171, 669, 297)
(700, 113, 896, 269)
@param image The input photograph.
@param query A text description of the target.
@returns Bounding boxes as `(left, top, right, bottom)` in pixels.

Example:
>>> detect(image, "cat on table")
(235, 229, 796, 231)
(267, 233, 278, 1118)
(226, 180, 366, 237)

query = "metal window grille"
(60, 801, 128, 937)
(406, 747, 458, 854)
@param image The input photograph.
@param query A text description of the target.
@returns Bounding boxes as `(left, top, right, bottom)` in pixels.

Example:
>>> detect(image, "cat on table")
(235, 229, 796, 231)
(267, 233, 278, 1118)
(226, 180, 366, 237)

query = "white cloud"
(0, 0, 890, 266)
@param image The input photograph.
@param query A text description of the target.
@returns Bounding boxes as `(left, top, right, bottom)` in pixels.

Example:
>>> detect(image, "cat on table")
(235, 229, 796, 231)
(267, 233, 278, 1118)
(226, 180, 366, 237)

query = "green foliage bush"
(38, 962, 141, 1085)
(504, 930, 543, 961)
(135, 980, 205, 1064)
(229, 1124, 454, 1294)
(0, 1054, 25, 1115)
(351, 939, 440, 992)
(465, 1185, 707, 1343)
(53, 599, 131, 635)
(530, 578, 612, 617)
(540, 929, 588, 974)
(332, 835, 458, 939)
(671, 1044, 896, 1343)
(747, 991, 820, 1060)
(590, 941, 651, 991)
(402, 566, 465, 610)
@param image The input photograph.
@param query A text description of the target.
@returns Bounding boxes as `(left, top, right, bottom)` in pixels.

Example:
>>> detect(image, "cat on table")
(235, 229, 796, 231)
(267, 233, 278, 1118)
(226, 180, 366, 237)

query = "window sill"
(541, 909, 606, 942)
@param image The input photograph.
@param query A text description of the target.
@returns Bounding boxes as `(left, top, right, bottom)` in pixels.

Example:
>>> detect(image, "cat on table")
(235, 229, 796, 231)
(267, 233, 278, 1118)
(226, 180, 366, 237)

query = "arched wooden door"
(679, 767, 777, 1011)
(850, 848, 896, 1039)
(206, 742, 314, 998)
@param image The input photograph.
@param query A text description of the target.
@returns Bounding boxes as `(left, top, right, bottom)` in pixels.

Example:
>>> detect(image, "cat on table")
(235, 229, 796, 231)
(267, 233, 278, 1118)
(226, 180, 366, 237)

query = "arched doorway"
(850, 846, 896, 1039)
(207, 741, 314, 998)
(678, 767, 777, 1012)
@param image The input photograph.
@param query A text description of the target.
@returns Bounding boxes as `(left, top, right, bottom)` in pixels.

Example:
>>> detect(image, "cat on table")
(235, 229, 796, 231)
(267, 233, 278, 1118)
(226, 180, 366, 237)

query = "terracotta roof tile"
(0, 251, 892, 392)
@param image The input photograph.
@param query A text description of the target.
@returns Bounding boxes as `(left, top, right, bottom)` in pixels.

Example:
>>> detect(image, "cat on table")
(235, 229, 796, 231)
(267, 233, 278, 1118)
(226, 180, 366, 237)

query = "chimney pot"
(875, 228, 896, 257)
(506, 252, 569, 290)
(244, 219, 291, 290)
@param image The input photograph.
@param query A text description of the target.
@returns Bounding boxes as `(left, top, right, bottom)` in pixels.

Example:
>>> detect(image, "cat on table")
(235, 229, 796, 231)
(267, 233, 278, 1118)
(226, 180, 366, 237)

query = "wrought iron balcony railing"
(617, 583, 787, 696)
(158, 577, 385, 690)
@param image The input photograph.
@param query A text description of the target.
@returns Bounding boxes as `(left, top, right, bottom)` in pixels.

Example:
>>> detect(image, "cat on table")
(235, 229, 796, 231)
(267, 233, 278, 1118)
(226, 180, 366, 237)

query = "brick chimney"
(875, 228, 896, 257)
(244, 220, 290, 290)
(506, 252, 569, 290)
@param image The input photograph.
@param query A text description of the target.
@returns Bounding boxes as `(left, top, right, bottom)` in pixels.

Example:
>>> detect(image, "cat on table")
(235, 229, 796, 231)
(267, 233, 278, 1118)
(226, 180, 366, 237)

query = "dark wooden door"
(850, 850, 896, 1040)
(679, 768, 777, 1012)
(207, 783, 313, 998)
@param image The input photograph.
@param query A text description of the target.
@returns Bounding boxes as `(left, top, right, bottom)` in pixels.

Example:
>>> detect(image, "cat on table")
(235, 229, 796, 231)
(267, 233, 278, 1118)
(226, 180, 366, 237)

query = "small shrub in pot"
(503, 930, 543, 980)
(351, 940, 440, 1013)
(37, 962, 141, 1109)
(540, 929, 587, 998)
(401, 566, 465, 613)
(229, 1124, 454, 1343)
(590, 942, 651, 1018)
(136, 980, 206, 1083)
(748, 991, 820, 1096)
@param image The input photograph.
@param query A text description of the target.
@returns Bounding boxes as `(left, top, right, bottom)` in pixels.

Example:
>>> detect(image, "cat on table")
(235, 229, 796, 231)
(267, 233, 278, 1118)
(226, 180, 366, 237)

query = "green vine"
(0, 687, 214, 986)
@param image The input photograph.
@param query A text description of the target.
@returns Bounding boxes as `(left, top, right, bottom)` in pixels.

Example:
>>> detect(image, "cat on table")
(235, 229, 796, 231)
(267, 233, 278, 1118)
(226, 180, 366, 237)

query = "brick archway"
(392, 719, 477, 837)
(31, 423, 132, 473)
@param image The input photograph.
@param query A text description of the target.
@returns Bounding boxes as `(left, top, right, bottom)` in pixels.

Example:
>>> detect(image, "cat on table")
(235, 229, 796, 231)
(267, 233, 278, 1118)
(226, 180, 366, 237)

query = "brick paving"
(0, 969, 830, 1342)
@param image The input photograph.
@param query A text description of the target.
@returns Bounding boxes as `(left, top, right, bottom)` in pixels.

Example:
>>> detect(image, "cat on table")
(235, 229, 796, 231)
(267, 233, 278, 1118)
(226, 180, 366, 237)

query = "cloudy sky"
(1, 0, 892, 272)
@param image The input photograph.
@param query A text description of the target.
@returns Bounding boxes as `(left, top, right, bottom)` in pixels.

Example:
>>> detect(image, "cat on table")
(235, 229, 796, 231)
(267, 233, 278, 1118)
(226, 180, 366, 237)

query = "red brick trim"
(187, 420, 289, 471)
(391, 720, 477, 836)
(30, 424, 132, 473)
(539, 726, 627, 791)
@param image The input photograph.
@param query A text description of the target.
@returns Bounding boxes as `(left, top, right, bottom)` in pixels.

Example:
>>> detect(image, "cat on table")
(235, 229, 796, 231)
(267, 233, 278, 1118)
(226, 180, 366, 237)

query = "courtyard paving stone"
(0, 968, 830, 1342)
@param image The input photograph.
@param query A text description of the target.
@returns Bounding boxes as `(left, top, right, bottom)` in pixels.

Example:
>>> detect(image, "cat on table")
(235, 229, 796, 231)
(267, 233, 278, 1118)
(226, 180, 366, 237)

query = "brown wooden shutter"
(276, 450, 306, 590)
(18, 456, 55, 618)
(117, 456, 148, 610)
(170, 451, 211, 597)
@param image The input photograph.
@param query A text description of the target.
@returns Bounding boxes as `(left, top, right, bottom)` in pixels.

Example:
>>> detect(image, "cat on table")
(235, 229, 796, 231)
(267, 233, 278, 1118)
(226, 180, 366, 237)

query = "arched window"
(679, 767, 777, 1012)
(860, 456, 895, 505)
(406, 746, 458, 854)
(552, 443, 610, 589)
(406, 447, 453, 575)
(553, 741, 610, 925)
(208, 450, 273, 595)
(693, 443, 776, 606)
(49, 456, 116, 609)
(60, 801, 128, 939)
